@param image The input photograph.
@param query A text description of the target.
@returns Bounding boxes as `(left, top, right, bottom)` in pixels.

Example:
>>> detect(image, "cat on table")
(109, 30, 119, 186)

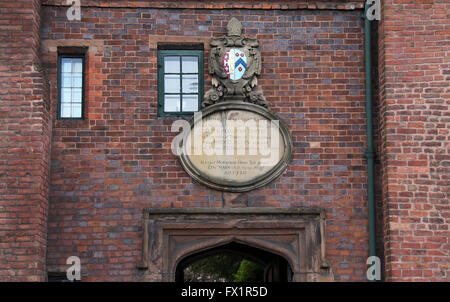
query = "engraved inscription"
(184, 110, 285, 184)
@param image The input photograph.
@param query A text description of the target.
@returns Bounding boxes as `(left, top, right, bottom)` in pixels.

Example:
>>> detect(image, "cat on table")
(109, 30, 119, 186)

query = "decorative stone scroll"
(177, 18, 293, 192)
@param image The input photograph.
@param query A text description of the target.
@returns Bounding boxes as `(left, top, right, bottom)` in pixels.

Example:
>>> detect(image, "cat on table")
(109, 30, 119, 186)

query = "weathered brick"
(39, 3, 368, 282)
(0, 0, 51, 282)
(378, 0, 450, 282)
(1, 0, 448, 282)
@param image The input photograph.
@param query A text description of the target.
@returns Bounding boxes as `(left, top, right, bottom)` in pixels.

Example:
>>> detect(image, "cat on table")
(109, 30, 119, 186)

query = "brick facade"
(0, 0, 51, 281)
(42, 3, 368, 282)
(0, 0, 448, 282)
(378, 0, 449, 281)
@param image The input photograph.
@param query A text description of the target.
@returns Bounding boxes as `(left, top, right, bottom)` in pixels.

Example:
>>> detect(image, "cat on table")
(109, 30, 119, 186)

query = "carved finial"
(227, 17, 242, 36)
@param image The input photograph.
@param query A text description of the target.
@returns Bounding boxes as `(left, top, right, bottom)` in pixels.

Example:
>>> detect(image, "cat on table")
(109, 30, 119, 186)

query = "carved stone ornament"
(176, 18, 293, 192)
(203, 17, 267, 107)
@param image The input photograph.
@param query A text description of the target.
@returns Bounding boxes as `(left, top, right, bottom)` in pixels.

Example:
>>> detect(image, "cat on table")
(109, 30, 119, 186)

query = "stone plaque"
(179, 101, 292, 192)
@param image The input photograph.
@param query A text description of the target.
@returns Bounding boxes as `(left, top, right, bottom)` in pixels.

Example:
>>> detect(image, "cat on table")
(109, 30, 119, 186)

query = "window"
(158, 50, 203, 116)
(58, 55, 85, 119)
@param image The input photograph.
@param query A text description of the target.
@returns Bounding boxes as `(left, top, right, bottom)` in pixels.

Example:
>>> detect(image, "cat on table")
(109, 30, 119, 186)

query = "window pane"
(59, 56, 84, 119)
(182, 56, 198, 73)
(182, 94, 198, 112)
(72, 88, 82, 102)
(164, 74, 180, 93)
(164, 56, 180, 73)
(62, 73, 72, 87)
(72, 103, 82, 118)
(182, 74, 198, 93)
(61, 104, 72, 118)
(72, 74, 82, 88)
(62, 88, 72, 102)
(73, 59, 83, 73)
(62, 59, 72, 72)
(164, 94, 180, 112)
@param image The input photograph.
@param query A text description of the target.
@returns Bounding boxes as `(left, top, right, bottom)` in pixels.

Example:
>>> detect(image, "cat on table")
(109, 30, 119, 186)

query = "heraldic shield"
(223, 48, 247, 81)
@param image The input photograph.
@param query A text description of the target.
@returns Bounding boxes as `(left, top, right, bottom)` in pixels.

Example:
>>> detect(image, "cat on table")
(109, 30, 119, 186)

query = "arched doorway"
(137, 208, 334, 282)
(175, 242, 293, 282)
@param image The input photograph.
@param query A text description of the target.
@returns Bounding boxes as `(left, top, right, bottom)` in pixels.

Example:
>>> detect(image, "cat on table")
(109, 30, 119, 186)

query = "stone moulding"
(137, 207, 333, 282)
(178, 101, 294, 192)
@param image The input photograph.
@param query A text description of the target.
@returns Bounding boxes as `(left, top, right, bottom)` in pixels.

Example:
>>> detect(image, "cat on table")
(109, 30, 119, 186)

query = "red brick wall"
(41, 4, 369, 281)
(378, 0, 449, 281)
(0, 0, 51, 281)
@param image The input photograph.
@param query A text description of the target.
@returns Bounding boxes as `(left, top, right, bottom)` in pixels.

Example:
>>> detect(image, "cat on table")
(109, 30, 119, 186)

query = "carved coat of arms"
(203, 18, 268, 108)
(178, 17, 293, 192)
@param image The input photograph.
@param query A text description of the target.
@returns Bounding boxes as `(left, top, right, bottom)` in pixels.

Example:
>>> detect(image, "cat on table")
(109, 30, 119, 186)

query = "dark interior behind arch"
(175, 242, 293, 282)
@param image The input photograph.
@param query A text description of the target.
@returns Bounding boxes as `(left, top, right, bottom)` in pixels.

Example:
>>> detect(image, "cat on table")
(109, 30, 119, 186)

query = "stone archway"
(137, 208, 334, 282)
(175, 241, 293, 282)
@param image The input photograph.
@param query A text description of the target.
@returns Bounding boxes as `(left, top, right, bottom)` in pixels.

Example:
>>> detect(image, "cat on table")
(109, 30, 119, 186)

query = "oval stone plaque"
(179, 101, 293, 192)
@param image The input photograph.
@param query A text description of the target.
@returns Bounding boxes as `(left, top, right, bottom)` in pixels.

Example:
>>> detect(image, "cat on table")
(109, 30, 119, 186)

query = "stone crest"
(203, 18, 267, 108)
(177, 18, 292, 192)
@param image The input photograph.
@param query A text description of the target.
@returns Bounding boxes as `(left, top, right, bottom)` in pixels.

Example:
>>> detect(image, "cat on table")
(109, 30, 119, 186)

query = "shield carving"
(222, 48, 247, 81)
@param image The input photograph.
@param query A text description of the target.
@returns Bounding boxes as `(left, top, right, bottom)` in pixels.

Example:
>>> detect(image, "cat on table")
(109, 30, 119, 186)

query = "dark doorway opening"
(175, 242, 292, 282)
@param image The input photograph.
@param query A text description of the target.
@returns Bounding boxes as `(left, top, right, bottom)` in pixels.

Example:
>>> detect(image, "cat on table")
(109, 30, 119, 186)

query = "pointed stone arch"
(175, 241, 293, 282)
(172, 236, 297, 280)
